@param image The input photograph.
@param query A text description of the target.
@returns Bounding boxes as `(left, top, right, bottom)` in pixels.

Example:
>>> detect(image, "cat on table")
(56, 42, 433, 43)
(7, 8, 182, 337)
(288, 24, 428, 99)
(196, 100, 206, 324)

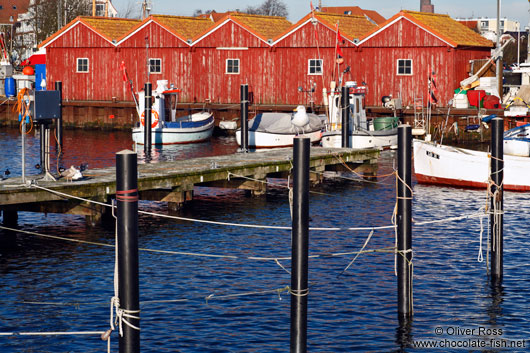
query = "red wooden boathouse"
(39, 10, 493, 109)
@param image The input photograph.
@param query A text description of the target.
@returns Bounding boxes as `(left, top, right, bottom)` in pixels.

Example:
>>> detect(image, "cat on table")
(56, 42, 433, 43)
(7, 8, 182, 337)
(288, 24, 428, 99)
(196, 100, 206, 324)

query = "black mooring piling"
(144, 82, 152, 154)
(397, 124, 412, 318)
(490, 117, 504, 284)
(116, 150, 140, 353)
(239, 84, 249, 152)
(55, 81, 63, 147)
(341, 86, 350, 148)
(290, 137, 310, 353)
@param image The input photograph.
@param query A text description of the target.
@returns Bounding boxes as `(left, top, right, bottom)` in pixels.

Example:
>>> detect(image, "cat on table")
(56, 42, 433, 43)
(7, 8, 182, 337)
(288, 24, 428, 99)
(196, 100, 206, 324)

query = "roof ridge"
(316, 13, 366, 19)
(78, 16, 140, 22)
(151, 14, 211, 20)
(230, 13, 287, 20)
(402, 10, 450, 18)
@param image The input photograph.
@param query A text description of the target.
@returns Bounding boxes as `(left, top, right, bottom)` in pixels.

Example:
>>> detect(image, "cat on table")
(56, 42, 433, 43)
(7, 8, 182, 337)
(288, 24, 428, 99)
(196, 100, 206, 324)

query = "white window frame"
(149, 58, 162, 74)
(76, 58, 89, 73)
(226, 59, 240, 74)
(308, 59, 323, 75)
(95, 3, 105, 16)
(397, 59, 412, 76)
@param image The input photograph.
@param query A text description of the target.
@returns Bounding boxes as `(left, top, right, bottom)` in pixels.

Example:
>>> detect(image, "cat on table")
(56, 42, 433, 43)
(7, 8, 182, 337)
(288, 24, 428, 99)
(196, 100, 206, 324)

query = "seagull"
(291, 105, 309, 127)
(1, 169, 9, 180)
(61, 165, 82, 182)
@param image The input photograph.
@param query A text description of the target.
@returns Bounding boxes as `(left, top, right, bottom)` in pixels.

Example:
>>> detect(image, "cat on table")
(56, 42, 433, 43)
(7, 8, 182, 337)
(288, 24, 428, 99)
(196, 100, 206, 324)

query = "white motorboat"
(413, 139, 530, 191)
(132, 80, 214, 145)
(503, 123, 530, 157)
(321, 83, 398, 149)
(235, 106, 324, 148)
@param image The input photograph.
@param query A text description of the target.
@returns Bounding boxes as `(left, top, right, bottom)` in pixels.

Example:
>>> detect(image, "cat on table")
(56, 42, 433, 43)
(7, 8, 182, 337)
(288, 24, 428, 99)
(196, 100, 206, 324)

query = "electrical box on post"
(34, 90, 61, 121)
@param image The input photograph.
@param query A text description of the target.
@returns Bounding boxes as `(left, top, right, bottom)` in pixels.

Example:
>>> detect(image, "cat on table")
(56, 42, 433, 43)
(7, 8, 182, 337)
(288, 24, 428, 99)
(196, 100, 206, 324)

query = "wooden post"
(341, 86, 350, 148)
(116, 150, 140, 353)
(144, 83, 152, 155)
(397, 124, 412, 318)
(490, 117, 503, 284)
(55, 81, 63, 147)
(290, 137, 310, 353)
(239, 84, 249, 152)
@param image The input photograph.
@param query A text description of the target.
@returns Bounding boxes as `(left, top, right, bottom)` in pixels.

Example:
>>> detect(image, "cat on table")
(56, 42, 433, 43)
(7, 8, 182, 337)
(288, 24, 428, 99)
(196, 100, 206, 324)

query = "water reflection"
(1, 128, 529, 352)
(395, 317, 413, 352)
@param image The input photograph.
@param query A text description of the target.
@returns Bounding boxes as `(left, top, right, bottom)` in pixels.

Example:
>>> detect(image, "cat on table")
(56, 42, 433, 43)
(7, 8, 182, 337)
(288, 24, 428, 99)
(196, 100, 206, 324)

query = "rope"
(0, 223, 396, 263)
(29, 184, 397, 231)
(332, 153, 396, 185)
(0, 331, 106, 336)
(226, 171, 331, 196)
(477, 207, 485, 262)
(288, 287, 309, 297)
(337, 228, 375, 277)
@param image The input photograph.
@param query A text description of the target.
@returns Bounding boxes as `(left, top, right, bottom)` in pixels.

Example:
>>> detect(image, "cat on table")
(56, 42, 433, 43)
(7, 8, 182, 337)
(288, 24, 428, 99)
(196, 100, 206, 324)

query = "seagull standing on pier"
(61, 165, 83, 182)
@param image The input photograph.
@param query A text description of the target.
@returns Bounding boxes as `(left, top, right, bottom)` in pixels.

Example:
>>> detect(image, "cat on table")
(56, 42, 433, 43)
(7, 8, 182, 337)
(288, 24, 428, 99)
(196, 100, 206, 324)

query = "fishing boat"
(235, 106, 324, 148)
(413, 139, 530, 191)
(321, 82, 398, 149)
(132, 80, 214, 145)
(504, 123, 530, 157)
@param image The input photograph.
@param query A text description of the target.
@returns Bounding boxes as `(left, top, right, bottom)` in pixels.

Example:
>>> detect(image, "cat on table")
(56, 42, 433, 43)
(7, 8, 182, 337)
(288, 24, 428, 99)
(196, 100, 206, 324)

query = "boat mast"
(496, 0, 502, 99)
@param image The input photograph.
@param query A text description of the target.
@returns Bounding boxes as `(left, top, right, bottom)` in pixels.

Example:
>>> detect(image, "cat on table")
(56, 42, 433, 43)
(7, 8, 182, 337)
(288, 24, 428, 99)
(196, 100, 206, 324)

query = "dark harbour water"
(0, 127, 529, 352)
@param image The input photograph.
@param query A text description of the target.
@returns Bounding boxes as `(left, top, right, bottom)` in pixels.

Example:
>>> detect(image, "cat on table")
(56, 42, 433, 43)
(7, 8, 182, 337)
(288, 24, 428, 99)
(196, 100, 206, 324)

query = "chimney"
(420, 0, 435, 13)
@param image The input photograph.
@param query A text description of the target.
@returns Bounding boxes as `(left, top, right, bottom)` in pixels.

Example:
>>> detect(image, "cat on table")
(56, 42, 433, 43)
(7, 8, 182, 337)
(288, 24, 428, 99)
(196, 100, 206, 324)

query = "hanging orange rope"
(14, 88, 33, 134)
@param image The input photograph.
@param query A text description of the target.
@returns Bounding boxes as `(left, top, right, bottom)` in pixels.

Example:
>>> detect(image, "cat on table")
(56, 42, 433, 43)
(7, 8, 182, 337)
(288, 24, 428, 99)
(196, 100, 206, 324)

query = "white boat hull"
(321, 129, 398, 149)
(235, 129, 322, 148)
(504, 138, 530, 157)
(132, 113, 214, 145)
(413, 139, 530, 191)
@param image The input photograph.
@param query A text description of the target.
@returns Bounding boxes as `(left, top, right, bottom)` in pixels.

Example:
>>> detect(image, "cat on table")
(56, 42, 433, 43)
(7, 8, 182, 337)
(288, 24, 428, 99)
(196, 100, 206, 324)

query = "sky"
(111, 0, 530, 29)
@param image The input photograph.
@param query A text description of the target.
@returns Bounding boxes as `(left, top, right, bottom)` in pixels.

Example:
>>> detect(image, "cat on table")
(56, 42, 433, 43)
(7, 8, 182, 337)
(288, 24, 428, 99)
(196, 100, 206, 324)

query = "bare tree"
(245, 0, 288, 17)
(258, 0, 288, 17)
(118, 0, 141, 19)
(193, 9, 215, 17)
(30, 0, 91, 45)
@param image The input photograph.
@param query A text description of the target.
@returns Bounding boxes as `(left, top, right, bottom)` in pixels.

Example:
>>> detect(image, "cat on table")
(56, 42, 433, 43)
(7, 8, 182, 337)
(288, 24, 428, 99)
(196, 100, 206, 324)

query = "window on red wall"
(397, 59, 412, 75)
(149, 58, 161, 74)
(226, 59, 240, 74)
(308, 59, 323, 75)
(77, 58, 89, 73)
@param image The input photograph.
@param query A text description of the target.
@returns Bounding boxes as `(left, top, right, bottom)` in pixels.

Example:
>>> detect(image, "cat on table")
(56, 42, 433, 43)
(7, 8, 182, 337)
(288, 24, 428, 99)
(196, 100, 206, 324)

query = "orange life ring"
(140, 110, 159, 128)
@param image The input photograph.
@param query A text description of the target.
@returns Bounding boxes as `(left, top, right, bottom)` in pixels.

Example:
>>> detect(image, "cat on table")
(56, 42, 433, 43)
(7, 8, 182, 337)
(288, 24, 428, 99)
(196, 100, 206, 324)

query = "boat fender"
(141, 110, 159, 128)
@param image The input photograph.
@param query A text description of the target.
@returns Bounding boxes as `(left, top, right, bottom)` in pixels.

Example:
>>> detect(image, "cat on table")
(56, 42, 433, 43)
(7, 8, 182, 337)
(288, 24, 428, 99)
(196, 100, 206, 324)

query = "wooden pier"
(0, 147, 379, 225)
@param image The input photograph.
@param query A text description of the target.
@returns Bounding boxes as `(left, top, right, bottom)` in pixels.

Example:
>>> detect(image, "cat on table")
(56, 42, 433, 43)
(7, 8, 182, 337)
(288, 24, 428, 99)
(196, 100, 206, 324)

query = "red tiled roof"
(229, 13, 292, 40)
(361, 10, 493, 48)
(315, 13, 379, 40)
(0, 0, 29, 25)
(320, 6, 386, 25)
(39, 16, 140, 48)
(402, 11, 493, 47)
(193, 12, 292, 42)
(150, 15, 214, 41)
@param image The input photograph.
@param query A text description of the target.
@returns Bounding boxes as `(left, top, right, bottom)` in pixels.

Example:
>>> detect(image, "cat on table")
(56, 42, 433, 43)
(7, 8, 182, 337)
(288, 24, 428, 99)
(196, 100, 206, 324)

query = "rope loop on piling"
(288, 287, 310, 297)
(110, 296, 141, 337)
